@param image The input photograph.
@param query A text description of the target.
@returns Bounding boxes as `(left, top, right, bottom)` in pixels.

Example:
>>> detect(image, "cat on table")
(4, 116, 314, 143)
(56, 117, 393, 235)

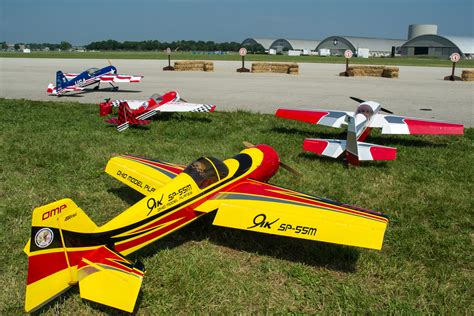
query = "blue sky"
(1, 0, 472, 45)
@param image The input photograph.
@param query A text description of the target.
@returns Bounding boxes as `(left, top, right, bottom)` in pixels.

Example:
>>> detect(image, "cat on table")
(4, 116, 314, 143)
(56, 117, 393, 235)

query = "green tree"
(59, 41, 72, 51)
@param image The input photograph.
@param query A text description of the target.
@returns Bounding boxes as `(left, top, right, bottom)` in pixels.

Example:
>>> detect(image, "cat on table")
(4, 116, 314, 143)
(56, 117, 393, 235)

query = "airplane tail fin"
(344, 114, 396, 165)
(24, 198, 144, 313)
(106, 102, 151, 132)
(24, 199, 98, 312)
(56, 71, 69, 89)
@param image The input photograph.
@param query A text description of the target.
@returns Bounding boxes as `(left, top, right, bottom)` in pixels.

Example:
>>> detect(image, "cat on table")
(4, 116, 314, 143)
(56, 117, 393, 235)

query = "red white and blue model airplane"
(47, 63, 143, 96)
(100, 91, 216, 132)
(276, 97, 464, 166)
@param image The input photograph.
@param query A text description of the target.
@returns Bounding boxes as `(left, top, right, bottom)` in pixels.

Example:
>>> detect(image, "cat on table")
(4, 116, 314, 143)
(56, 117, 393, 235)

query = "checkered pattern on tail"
(190, 104, 216, 112)
(111, 100, 125, 107)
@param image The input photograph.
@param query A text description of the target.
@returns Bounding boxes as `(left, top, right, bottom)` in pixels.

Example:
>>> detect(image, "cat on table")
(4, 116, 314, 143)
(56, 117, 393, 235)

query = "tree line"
(1, 39, 265, 53)
(85, 39, 264, 53)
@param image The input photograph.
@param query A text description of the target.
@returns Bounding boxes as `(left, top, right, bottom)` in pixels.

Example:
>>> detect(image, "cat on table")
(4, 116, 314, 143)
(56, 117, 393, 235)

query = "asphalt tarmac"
(1, 58, 472, 126)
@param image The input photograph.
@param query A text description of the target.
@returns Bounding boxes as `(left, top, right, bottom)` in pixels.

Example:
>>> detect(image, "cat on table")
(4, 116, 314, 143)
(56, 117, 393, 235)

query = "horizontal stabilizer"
(78, 246, 144, 313)
(303, 138, 345, 158)
(352, 141, 397, 161)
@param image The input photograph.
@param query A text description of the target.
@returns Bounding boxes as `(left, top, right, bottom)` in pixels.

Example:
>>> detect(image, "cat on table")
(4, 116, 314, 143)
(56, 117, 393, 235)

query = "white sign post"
(237, 47, 250, 72)
(163, 47, 174, 71)
(450, 52, 461, 63)
(343, 50, 353, 76)
(445, 52, 461, 81)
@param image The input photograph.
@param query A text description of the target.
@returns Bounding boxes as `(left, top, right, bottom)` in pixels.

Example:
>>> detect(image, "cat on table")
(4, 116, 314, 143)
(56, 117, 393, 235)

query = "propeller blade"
(242, 141, 255, 148)
(380, 107, 394, 114)
(180, 98, 188, 102)
(242, 141, 302, 177)
(280, 162, 302, 177)
(350, 96, 365, 103)
(107, 59, 112, 66)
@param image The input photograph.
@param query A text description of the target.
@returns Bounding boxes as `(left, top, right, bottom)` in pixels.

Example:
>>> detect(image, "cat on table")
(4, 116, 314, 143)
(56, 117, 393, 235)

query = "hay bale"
(341, 65, 398, 78)
(173, 61, 213, 72)
(251, 62, 298, 74)
(461, 70, 474, 81)
(382, 67, 399, 78)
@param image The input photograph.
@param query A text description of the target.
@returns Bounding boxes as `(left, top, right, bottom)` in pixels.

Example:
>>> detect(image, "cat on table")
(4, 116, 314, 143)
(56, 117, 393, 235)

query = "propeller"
(107, 59, 112, 66)
(242, 141, 302, 177)
(349, 96, 394, 114)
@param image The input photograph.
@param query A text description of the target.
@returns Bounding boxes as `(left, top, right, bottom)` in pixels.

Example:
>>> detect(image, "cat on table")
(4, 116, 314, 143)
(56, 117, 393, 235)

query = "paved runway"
(1, 58, 472, 126)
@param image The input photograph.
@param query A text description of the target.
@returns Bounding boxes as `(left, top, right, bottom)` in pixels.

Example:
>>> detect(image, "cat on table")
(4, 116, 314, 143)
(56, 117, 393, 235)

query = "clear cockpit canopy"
(183, 157, 229, 189)
(356, 104, 374, 119)
(86, 67, 100, 76)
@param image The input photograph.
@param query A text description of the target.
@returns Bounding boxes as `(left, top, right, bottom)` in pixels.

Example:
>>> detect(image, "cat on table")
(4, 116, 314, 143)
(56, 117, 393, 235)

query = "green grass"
(0, 99, 472, 314)
(1, 51, 474, 67)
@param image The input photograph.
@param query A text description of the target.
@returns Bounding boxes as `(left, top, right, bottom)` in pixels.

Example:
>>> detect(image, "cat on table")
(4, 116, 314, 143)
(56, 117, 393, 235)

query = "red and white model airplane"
(100, 91, 216, 132)
(276, 97, 464, 166)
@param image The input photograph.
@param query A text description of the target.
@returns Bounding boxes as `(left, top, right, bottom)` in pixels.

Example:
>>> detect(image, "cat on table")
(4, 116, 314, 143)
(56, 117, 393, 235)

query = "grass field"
(0, 99, 472, 314)
(1, 51, 474, 68)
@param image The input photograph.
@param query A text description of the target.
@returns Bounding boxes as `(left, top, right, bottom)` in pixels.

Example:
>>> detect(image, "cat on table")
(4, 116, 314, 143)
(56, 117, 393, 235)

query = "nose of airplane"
(249, 144, 280, 182)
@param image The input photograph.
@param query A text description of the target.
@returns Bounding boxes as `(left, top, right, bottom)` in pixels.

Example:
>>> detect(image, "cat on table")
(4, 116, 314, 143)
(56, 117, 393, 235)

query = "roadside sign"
(450, 53, 461, 63)
(166, 47, 171, 55)
(239, 47, 247, 57)
(344, 50, 353, 59)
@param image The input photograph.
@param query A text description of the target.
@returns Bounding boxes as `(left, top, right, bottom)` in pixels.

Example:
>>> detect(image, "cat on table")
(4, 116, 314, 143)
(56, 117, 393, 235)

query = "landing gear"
(93, 82, 100, 90)
(109, 82, 119, 91)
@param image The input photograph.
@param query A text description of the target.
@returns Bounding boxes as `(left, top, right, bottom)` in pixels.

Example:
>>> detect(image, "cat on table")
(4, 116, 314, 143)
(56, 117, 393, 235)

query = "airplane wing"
(77, 246, 144, 313)
(275, 109, 353, 128)
(370, 114, 464, 135)
(156, 102, 216, 113)
(195, 179, 389, 250)
(99, 74, 143, 83)
(105, 155, 185, 195)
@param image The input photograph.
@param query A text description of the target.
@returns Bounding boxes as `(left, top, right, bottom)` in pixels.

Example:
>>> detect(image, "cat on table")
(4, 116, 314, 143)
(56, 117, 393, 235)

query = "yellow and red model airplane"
(24, 144, 389, 313)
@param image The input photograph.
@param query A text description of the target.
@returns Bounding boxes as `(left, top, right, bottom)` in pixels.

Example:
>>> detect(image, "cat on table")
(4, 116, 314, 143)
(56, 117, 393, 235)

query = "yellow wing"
(195, 180, 389, 250)
(105, 155, 185, 195)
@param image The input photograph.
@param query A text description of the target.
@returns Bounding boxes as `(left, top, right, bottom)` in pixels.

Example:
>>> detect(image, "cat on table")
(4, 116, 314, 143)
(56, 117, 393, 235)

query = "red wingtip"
(405, 119, 465, 135)
(303, 139, 329, 155)
(275, 109, 329, 124)
(370, 146, 397, 161)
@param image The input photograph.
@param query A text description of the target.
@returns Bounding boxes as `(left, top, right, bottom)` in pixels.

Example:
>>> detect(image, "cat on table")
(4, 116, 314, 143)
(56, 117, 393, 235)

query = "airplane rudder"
(56, 70, 68, 88)
(29, 198, 97, 234)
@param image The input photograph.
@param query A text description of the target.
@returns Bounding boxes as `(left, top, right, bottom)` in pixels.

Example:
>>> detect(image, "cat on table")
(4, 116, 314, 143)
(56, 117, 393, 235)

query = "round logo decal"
(35, 228, 54, 248)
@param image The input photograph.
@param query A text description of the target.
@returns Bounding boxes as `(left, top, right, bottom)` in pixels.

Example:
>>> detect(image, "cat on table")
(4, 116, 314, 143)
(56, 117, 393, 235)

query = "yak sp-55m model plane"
(100, 90, 216, 131)
(275, 97, 464, 166)
(24, 143, 389, 312)
(47, 62, 143, 96)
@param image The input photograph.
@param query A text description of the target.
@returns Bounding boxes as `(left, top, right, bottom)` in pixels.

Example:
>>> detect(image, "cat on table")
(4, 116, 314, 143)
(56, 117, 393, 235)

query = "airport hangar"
(242, 25, 474, 58)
